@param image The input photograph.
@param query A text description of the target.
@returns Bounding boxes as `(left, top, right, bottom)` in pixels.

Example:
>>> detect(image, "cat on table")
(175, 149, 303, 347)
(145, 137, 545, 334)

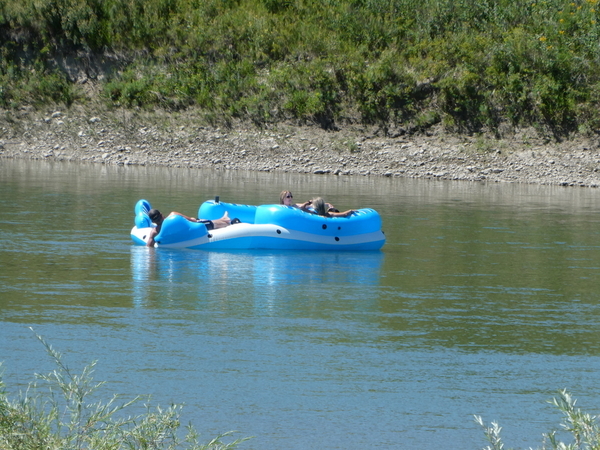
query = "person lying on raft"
(146, 209, 231, 247)
(280, 190, 312, 210)
(309, 197, 355, 217)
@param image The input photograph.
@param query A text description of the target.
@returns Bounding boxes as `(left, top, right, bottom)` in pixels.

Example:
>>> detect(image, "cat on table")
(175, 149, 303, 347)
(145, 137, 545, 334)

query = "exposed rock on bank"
(2, 106, 600, 187)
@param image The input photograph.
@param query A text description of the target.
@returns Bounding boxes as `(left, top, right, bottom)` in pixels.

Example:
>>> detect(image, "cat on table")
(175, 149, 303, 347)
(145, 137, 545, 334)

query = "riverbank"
(2, 105, 600, 187)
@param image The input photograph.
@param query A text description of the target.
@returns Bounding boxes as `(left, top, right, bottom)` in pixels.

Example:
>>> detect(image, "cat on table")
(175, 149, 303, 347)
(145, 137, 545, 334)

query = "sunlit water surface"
(1, 159, 600, 449)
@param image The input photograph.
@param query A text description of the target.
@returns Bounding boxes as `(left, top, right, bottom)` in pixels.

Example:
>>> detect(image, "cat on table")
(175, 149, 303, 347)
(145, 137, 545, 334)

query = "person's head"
(148, 209, 163, 224)
(280, 190, 294, 206)
(311, 197, 327, 216)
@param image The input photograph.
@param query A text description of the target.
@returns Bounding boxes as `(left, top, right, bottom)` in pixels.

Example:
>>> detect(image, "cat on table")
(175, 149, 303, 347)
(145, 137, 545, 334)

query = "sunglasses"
(286, 195, 293, 198)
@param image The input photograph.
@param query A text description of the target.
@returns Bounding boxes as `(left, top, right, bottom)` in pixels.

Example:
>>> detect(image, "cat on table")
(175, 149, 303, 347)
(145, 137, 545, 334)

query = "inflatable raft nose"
(134, 199, 152, 228)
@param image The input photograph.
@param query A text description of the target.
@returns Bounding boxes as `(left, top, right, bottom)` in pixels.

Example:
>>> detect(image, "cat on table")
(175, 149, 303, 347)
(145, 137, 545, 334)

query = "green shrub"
(4, 0, 600, 135)
(0, 330, 250, 450)
(476, 389, 600, 450)
(269, 60, 340, 127)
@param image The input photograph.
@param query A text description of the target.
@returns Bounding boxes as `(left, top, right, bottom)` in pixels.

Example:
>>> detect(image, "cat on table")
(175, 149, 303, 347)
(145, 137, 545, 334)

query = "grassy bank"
(2, 0, 600, 138)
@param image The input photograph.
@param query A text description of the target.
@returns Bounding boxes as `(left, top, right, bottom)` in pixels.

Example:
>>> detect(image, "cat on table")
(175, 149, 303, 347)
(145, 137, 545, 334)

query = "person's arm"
(328, 209, 355, 217)
(146, 227, 158, 247)
(298, 200, 312, 211)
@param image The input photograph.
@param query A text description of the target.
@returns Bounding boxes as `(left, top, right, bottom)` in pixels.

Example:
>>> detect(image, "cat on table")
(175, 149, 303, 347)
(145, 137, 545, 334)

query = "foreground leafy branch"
(476, 389, 600, 450)
(0, 329, 250, 450)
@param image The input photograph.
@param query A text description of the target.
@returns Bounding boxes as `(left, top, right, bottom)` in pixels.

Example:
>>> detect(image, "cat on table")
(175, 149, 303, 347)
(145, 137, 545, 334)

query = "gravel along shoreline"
(2, 108, 600, 187)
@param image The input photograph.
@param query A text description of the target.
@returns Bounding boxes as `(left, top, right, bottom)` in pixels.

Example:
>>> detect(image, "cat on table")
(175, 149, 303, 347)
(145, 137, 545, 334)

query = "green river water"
(1, 158, 600, 449)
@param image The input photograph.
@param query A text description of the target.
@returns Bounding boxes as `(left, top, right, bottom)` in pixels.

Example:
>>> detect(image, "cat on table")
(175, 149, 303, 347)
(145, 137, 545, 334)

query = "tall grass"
(2, 0, 600, 136)
(0, 330, 250, 450)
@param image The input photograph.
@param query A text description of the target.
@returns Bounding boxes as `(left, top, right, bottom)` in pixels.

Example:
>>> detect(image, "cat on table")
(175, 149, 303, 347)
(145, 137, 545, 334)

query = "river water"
(1, 158, 600, 449)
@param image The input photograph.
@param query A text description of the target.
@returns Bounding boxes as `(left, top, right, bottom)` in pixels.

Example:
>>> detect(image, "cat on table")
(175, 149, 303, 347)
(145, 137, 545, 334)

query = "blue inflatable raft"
(130, 199, 386, 251)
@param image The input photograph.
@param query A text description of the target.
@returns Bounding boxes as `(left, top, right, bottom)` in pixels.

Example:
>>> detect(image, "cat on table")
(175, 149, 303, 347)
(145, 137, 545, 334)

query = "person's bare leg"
(213, 211, 231, 228)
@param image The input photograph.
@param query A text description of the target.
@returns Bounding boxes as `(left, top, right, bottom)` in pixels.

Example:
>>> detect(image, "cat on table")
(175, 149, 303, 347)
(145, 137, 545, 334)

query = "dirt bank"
(2, 105, 600, 187)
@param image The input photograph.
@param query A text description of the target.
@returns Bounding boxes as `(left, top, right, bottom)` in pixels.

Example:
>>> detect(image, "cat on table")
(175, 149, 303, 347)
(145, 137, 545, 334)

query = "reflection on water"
(131, 246, 384, 311)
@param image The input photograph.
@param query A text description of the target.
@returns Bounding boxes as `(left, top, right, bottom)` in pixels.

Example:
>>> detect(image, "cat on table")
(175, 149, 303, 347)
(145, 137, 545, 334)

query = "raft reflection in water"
(130, 246, 385, 308)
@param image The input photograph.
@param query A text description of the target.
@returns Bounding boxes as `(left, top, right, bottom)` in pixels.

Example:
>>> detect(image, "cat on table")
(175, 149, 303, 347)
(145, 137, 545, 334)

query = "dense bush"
(2, 0, 600, 136)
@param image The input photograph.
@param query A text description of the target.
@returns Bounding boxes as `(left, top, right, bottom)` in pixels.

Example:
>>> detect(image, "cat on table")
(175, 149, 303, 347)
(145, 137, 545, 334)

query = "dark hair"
(148, 209, 162, 222)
